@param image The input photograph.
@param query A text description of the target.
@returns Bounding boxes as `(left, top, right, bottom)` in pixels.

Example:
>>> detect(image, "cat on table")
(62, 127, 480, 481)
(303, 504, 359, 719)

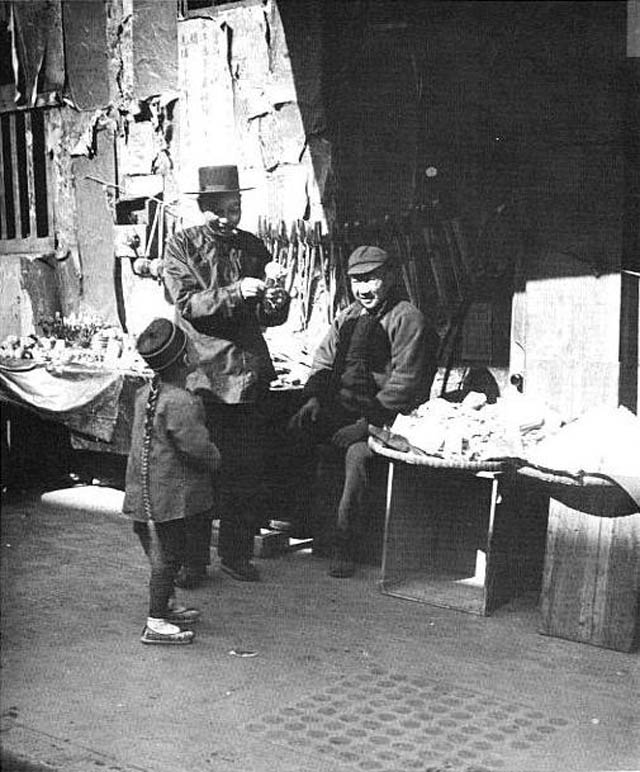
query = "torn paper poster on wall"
(60, 0, 111, 110)
(255, 103, 306, 171)
(6, 0, 65, 110)
(178, 17, 238, 189)
(131, 0, 178, 98)
(69, 109, 119, 159)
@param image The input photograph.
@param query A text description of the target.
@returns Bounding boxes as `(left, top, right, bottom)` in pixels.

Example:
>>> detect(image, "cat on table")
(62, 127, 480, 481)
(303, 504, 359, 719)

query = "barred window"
(0, 109, 54, 255)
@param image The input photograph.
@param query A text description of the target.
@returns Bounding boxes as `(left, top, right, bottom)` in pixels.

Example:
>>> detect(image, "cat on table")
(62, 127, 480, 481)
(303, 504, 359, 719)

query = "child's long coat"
(123, 382, 220, 522)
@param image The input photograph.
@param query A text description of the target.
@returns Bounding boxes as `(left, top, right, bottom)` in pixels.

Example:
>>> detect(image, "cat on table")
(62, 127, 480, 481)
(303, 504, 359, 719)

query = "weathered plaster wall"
(0, 0, 181, 340)
(175, 0, 331, 232)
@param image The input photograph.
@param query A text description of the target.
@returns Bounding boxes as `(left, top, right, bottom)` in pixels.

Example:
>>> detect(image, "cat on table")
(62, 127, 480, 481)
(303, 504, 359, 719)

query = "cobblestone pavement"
(1, 488, 638, 772)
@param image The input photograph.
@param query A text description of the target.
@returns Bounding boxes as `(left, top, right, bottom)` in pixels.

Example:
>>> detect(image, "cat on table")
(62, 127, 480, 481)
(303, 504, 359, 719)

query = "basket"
(516, 465, 637, 517)
(368, 434, 508, 473)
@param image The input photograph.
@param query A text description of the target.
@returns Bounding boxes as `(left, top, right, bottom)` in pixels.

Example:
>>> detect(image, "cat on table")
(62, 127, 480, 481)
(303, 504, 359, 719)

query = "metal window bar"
(0, 110, 54, 255)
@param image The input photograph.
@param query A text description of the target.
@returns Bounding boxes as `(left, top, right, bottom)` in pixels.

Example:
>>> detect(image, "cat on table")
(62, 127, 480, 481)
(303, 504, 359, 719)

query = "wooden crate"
(540, 500, 640, 652)
(380, 463, 548, 615)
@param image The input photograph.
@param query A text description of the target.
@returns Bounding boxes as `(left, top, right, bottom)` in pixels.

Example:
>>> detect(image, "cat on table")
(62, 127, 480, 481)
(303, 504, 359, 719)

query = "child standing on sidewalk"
(123, 318, 221, 645)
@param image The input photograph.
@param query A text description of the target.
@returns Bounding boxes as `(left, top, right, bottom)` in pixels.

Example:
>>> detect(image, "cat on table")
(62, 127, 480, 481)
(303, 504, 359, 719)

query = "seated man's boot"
(329, 529, 355, 578)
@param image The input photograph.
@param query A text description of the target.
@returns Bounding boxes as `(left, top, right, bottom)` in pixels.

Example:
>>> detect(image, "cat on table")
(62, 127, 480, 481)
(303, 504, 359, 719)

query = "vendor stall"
(368, 394, 640, 651)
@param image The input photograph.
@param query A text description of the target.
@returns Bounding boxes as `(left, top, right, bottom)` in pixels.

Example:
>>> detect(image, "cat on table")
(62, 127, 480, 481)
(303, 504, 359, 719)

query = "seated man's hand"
(287, 397, 321, 432)
(331, 419, 369, 449)
(239, 277, 266, 299)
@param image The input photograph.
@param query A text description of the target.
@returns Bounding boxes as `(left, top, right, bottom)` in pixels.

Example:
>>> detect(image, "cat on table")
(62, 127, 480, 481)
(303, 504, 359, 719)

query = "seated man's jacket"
(303, 292, 439, 427)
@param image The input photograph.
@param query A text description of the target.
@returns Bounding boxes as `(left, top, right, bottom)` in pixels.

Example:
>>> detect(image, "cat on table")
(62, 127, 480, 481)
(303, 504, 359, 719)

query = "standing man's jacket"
(303, 294, 439, 427)
(163, 222, 276, 403)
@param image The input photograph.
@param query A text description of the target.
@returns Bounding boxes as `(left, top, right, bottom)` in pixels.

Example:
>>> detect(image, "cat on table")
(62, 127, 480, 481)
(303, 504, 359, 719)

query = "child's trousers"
(133, 519, 186, 618)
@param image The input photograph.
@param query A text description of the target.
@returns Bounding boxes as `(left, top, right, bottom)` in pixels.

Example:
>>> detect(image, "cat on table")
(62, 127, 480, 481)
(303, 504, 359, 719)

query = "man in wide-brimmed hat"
(163, 165, 283, 585)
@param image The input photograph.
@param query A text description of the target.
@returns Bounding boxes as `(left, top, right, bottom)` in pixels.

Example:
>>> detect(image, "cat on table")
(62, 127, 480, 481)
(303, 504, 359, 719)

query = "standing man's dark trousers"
(203, 397, 267, 576)
(182, 512, 214, 575)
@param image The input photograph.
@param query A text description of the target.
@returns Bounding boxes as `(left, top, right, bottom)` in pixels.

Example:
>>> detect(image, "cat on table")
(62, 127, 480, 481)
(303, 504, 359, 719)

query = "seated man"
(288, 245, 439, 577)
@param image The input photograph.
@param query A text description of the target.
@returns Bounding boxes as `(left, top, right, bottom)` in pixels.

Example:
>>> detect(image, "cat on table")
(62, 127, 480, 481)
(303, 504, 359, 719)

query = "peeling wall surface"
(0, 261, 30, 339)
(0, 256, 61, 338)
(9, 0, 65, 108)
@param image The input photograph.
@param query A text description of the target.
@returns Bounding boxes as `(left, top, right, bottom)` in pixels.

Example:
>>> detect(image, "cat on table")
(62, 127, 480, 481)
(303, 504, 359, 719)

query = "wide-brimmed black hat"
(185, 165, 253, 194)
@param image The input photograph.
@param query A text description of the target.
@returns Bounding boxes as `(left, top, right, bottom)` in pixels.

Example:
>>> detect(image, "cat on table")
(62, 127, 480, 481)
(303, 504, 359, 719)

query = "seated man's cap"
(136, 318, 187, 372)
(347, 245, 391, 276)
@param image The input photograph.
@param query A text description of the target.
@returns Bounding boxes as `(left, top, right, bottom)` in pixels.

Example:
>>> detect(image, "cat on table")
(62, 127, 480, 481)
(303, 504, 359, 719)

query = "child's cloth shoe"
(141, 618, 195, 645)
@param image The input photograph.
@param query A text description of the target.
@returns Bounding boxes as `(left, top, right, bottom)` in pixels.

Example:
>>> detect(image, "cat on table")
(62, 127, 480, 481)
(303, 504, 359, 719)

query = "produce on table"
(390, 389, 563, 463)
(0, 313, 149, 373)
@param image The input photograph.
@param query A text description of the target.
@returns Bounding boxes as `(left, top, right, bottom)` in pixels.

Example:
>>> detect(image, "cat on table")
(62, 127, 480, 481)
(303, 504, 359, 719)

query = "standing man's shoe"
(174, 566, 207, 589)
(220, 561, 260, 582)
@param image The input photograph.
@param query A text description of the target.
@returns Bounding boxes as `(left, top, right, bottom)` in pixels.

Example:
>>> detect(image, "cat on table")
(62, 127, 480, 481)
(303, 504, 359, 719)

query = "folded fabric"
(0, 365, 121, 412)
(0, 365, 125, 443)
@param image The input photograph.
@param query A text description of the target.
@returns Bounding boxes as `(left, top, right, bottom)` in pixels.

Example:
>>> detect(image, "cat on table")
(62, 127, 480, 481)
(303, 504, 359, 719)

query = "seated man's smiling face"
(350, 266, 394, 312)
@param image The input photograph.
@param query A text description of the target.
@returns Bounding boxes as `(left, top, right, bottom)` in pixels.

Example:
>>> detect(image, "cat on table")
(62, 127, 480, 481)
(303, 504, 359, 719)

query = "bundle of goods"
(0, 313, 148, 374)
(388, 389, 563, 464)
(524, 405, 639, 483)
(514, 405, 640, 514)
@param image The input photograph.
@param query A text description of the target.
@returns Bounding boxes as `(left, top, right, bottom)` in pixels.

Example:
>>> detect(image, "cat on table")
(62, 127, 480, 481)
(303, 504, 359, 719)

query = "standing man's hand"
(287, 397, 321, 432)
(239, 277, 266, 299)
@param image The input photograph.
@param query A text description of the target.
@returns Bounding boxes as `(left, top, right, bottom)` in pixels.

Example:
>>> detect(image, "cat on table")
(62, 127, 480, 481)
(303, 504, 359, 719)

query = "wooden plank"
(8, 114, 21, 239)
(0, 115, 6, 239)
(0, 236, 55, 255)
(24, 111, 37, 238)
(45, 120, 56, 239)
(540, 499, 640, 652)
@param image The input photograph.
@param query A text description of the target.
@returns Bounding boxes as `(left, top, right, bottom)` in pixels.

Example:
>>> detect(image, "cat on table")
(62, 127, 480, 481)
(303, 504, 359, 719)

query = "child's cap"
(137, 318, 187, 372)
